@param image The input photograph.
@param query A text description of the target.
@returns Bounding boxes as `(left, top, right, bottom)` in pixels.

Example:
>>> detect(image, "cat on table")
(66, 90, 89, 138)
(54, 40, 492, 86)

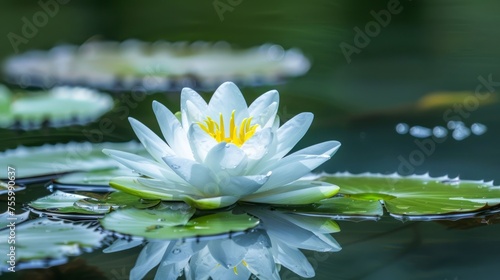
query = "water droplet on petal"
(171, 164, 180, 169)
(172, 248, 181, 254)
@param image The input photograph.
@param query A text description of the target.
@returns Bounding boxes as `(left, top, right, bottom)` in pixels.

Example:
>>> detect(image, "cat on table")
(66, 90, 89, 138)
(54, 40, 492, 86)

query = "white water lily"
(103, 82, 340, 209)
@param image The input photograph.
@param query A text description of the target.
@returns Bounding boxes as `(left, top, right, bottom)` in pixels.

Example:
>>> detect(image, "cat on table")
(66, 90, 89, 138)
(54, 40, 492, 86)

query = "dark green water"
(1, 1, 500, 279)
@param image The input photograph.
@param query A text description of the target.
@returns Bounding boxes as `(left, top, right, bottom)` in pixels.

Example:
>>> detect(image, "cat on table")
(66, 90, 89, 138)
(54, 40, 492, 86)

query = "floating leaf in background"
(100, 207, 259, 240)
(3, 40, 310, 92)
(0, 218, 105, 272)
(0, 141, 146, 183)
(0, 85, 113, 130)
(28, 190, 160, 217)
(315, 172, 500, 220)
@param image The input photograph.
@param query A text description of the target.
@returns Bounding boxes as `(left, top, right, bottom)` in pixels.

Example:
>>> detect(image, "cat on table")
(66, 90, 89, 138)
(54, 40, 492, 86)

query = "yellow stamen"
(198, 110, 258, 147)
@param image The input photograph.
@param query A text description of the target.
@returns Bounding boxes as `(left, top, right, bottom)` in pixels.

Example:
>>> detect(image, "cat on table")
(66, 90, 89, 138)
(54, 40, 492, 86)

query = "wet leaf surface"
(317, 172, 500, 220)
(100, 206, 259, 240)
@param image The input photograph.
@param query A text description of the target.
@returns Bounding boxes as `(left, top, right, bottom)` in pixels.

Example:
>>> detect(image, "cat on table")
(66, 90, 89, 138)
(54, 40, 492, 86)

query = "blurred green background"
(2, 1, 500, 279)
(1, 0, 499, 184)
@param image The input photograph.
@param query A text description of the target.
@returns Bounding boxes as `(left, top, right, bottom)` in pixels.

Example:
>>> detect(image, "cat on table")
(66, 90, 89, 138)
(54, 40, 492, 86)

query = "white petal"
(110, 176, 179, 200)
(208, 82, 249, 125)
(254, 102, 278, 128)
(248, 89, 279, 127)
(184, 100, 207, 128)
(274, 212, 340, 234)
(252, 209, 341, 252)
(187, 247, 215, 280)
(248, 90, 279, 118)
(188, 124, 219, 162)
(257, 141, 341, 190)
(129, 117, 174, 162)
(208, 239, 247, 268)
(181, 195, 239, 210)
(241, 127, 273, 161)
(273, 239, 315, 278)
(244, 245, 277, 279)
(181, 87, 208, 128)
(153, 100, 193, 159)
(243, 180, 339, 205)
(204, 142, 248, 176)
(102, 239, 142, 253)
(162, 156, 219, 195)
(273, 112, 314, 160)
(102, 149, 170, 180)
(130, 241, 170, 280)
(137, 177, 203, 197)
(162, 241, 207, 265)
(154, 259, 189, 280)
(210, 264, 250, 280)
(221, 174, 271, 196)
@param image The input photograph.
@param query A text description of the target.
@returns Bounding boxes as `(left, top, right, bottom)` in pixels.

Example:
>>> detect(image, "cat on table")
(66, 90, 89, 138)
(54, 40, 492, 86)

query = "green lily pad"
(52, 169, 139, 192)
(278, 197, 383, 220)
(29, 190, 160, 217)
(0, 85, 113, 130)
(0, 141, 146, 182)
(100, 207, 260, 240)
(0, 218, 105, 271)
(29, 191, 103, 216)
(317, 172, 500, 219)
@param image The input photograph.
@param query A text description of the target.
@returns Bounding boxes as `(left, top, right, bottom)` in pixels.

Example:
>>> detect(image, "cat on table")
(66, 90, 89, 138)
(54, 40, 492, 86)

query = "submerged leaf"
(317, 172, 500, 220)
(100, 208, 259, 240)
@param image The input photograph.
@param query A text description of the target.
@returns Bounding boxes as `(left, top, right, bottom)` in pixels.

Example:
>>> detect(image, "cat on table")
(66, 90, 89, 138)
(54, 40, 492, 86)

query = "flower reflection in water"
(104, 206, 341, 280)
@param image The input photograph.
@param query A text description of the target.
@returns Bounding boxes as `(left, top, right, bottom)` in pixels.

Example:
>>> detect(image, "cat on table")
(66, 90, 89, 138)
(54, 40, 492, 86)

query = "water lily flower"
(103, 82, 340, 209)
